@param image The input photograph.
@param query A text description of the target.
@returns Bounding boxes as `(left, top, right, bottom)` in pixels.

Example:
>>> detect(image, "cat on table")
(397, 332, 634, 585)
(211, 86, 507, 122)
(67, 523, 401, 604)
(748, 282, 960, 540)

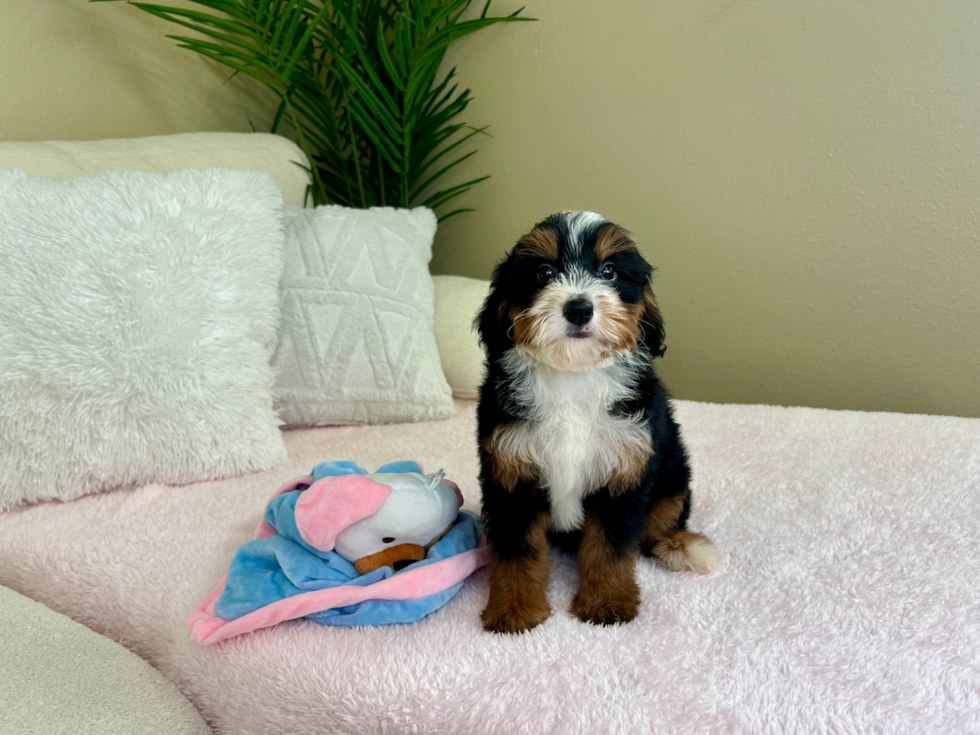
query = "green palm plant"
(95, 0, 532, 219)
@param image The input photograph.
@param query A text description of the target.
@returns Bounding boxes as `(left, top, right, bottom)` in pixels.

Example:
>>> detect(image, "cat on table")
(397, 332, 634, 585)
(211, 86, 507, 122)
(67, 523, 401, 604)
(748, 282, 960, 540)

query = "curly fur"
(475, 211, 717, 632)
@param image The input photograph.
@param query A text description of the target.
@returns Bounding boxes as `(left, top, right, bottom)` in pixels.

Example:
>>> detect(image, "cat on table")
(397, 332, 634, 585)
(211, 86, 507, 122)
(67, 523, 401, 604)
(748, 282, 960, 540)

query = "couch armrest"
(0, 585, 210, 735)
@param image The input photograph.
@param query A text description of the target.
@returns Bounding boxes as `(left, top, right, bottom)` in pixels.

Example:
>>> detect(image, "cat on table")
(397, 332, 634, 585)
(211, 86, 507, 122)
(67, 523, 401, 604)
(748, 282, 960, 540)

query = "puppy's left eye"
(600, 263, 617, 280)
(537, 264, 555, 283)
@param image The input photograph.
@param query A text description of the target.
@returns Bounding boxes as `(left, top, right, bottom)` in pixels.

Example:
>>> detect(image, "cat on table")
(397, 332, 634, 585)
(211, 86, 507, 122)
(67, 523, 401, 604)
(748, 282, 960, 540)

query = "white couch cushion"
(1, 401, 978, 733)
(0, 132, 310, 206)
(432, 275, 490, 399)
(0, 585, 210, 735)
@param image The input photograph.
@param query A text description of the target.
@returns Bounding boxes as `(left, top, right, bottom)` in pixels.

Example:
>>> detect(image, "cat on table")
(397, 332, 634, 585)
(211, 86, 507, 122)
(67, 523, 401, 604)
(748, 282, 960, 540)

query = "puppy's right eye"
(537, 264, 555, 283)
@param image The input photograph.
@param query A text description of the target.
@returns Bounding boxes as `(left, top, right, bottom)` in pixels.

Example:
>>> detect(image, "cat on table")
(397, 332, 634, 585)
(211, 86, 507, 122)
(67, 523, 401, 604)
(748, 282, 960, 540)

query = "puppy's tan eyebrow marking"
(516, 226, 560, 262)
(594, 223, 637, 262)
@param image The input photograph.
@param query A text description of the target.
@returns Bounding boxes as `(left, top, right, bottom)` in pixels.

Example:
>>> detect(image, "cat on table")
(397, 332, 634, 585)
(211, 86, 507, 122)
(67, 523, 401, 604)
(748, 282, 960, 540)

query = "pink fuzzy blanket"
(1, 399, 978, 734)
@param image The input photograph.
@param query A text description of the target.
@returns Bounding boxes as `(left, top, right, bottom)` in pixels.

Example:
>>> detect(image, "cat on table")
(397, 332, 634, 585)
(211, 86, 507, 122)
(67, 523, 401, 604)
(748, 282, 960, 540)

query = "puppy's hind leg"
(641, 448, 719, 575)
(641, 493, 719, 574)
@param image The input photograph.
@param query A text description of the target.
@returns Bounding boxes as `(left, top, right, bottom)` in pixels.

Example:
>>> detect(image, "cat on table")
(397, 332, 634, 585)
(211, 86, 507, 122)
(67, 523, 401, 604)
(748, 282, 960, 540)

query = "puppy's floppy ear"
(641, 288, 666, 358)
(475, 254, 514, 356)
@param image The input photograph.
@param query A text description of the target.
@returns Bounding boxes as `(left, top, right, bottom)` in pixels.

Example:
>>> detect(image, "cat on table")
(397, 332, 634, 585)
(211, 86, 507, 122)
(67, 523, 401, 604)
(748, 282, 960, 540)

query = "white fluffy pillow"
(0, 168, 287, 511)
(273, 204, 455, 426)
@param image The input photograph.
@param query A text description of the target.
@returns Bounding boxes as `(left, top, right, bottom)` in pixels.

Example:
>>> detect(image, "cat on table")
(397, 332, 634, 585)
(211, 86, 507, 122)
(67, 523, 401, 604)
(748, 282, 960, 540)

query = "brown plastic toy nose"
(563, 299, 594, 326)
(353, 543, 426, 574)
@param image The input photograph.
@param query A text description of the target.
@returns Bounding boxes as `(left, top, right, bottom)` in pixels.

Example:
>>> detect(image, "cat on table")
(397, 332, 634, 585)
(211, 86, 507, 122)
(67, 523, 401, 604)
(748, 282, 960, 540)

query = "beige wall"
(433, 1, 980, 418)
(2, 1, 977, 417)
(0, 0, 275, 141)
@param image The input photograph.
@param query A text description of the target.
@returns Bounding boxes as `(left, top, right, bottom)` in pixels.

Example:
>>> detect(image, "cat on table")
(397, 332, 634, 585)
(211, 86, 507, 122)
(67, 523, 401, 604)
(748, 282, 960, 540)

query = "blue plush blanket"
(210, 461, 484, 628)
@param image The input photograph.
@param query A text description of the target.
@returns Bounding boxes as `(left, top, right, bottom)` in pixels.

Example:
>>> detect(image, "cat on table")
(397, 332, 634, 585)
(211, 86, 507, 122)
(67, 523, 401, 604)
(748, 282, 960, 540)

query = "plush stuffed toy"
(189, 461, 487, 644)
(330, 467, 463, 574)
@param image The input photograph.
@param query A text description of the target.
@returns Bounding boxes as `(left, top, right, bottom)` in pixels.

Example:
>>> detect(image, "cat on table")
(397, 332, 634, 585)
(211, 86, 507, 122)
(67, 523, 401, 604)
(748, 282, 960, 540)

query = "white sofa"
(0, 585, 210, 735)
(1, 134, 978, 735)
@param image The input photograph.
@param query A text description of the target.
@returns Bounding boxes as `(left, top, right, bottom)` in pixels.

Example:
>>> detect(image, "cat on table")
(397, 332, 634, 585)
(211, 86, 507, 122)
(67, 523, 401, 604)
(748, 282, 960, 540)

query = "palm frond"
(95, 0, 534, 216)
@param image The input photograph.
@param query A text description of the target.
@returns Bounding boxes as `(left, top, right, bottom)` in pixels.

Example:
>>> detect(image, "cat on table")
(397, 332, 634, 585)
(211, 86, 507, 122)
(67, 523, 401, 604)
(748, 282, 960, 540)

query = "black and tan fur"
(476, 211, 718, 633)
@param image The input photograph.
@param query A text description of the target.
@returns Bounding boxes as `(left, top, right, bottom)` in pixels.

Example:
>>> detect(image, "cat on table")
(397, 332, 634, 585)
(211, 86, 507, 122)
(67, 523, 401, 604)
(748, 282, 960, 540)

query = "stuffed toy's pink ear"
(255, 474, 315, 538)
(294, 475, 392, 552)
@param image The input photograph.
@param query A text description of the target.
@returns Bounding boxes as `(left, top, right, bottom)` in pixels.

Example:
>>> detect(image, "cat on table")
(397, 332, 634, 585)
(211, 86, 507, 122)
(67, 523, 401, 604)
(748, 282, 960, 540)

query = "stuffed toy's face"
(334, 472, 462, 574)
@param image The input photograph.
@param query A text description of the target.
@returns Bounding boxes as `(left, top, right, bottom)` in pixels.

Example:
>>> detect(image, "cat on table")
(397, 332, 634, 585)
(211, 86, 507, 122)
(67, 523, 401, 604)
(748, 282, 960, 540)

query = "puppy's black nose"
(563, 299, 594, 326)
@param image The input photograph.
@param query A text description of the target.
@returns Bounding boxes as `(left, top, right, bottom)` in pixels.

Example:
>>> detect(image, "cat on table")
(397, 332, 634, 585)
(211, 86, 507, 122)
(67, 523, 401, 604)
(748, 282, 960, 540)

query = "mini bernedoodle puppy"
(475, 211, 719, 633)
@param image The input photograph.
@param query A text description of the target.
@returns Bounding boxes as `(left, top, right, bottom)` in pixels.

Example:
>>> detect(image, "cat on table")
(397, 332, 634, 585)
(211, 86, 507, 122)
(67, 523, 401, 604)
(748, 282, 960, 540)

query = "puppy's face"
(478, 212, 664, 371)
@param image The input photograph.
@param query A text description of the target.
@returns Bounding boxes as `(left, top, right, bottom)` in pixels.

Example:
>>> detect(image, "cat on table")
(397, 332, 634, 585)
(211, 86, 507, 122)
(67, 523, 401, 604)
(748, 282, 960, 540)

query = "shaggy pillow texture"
(272, 204, 455, 426)
(0, 168, 287, 511)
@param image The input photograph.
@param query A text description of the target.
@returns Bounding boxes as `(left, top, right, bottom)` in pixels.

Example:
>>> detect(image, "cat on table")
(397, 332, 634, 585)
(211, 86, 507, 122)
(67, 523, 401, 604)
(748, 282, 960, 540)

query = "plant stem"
(347, 108, 367, 208)
(282, 88, 328, 205)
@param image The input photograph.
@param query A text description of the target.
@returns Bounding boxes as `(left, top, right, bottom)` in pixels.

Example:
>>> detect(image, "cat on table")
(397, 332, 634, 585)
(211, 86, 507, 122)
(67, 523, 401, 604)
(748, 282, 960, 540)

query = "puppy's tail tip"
(653, 531, 719, 575)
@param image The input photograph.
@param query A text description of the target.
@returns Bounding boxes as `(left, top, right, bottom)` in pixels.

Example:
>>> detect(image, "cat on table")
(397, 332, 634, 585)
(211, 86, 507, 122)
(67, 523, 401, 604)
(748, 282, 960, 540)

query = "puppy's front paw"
(571, 585, 640, 626)
(481, 597, 551, 634)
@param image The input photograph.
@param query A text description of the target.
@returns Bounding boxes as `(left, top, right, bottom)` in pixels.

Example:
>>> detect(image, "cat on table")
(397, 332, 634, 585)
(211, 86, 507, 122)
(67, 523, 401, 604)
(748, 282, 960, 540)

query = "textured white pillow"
(0, 168, 287, 511)
(273, 204, 455, 426)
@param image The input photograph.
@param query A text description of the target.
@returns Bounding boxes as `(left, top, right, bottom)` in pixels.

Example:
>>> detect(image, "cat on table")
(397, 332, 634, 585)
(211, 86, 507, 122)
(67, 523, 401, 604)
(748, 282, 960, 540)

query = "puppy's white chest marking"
(533, 372, 622, 531)
(497, 352, 650, 532)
